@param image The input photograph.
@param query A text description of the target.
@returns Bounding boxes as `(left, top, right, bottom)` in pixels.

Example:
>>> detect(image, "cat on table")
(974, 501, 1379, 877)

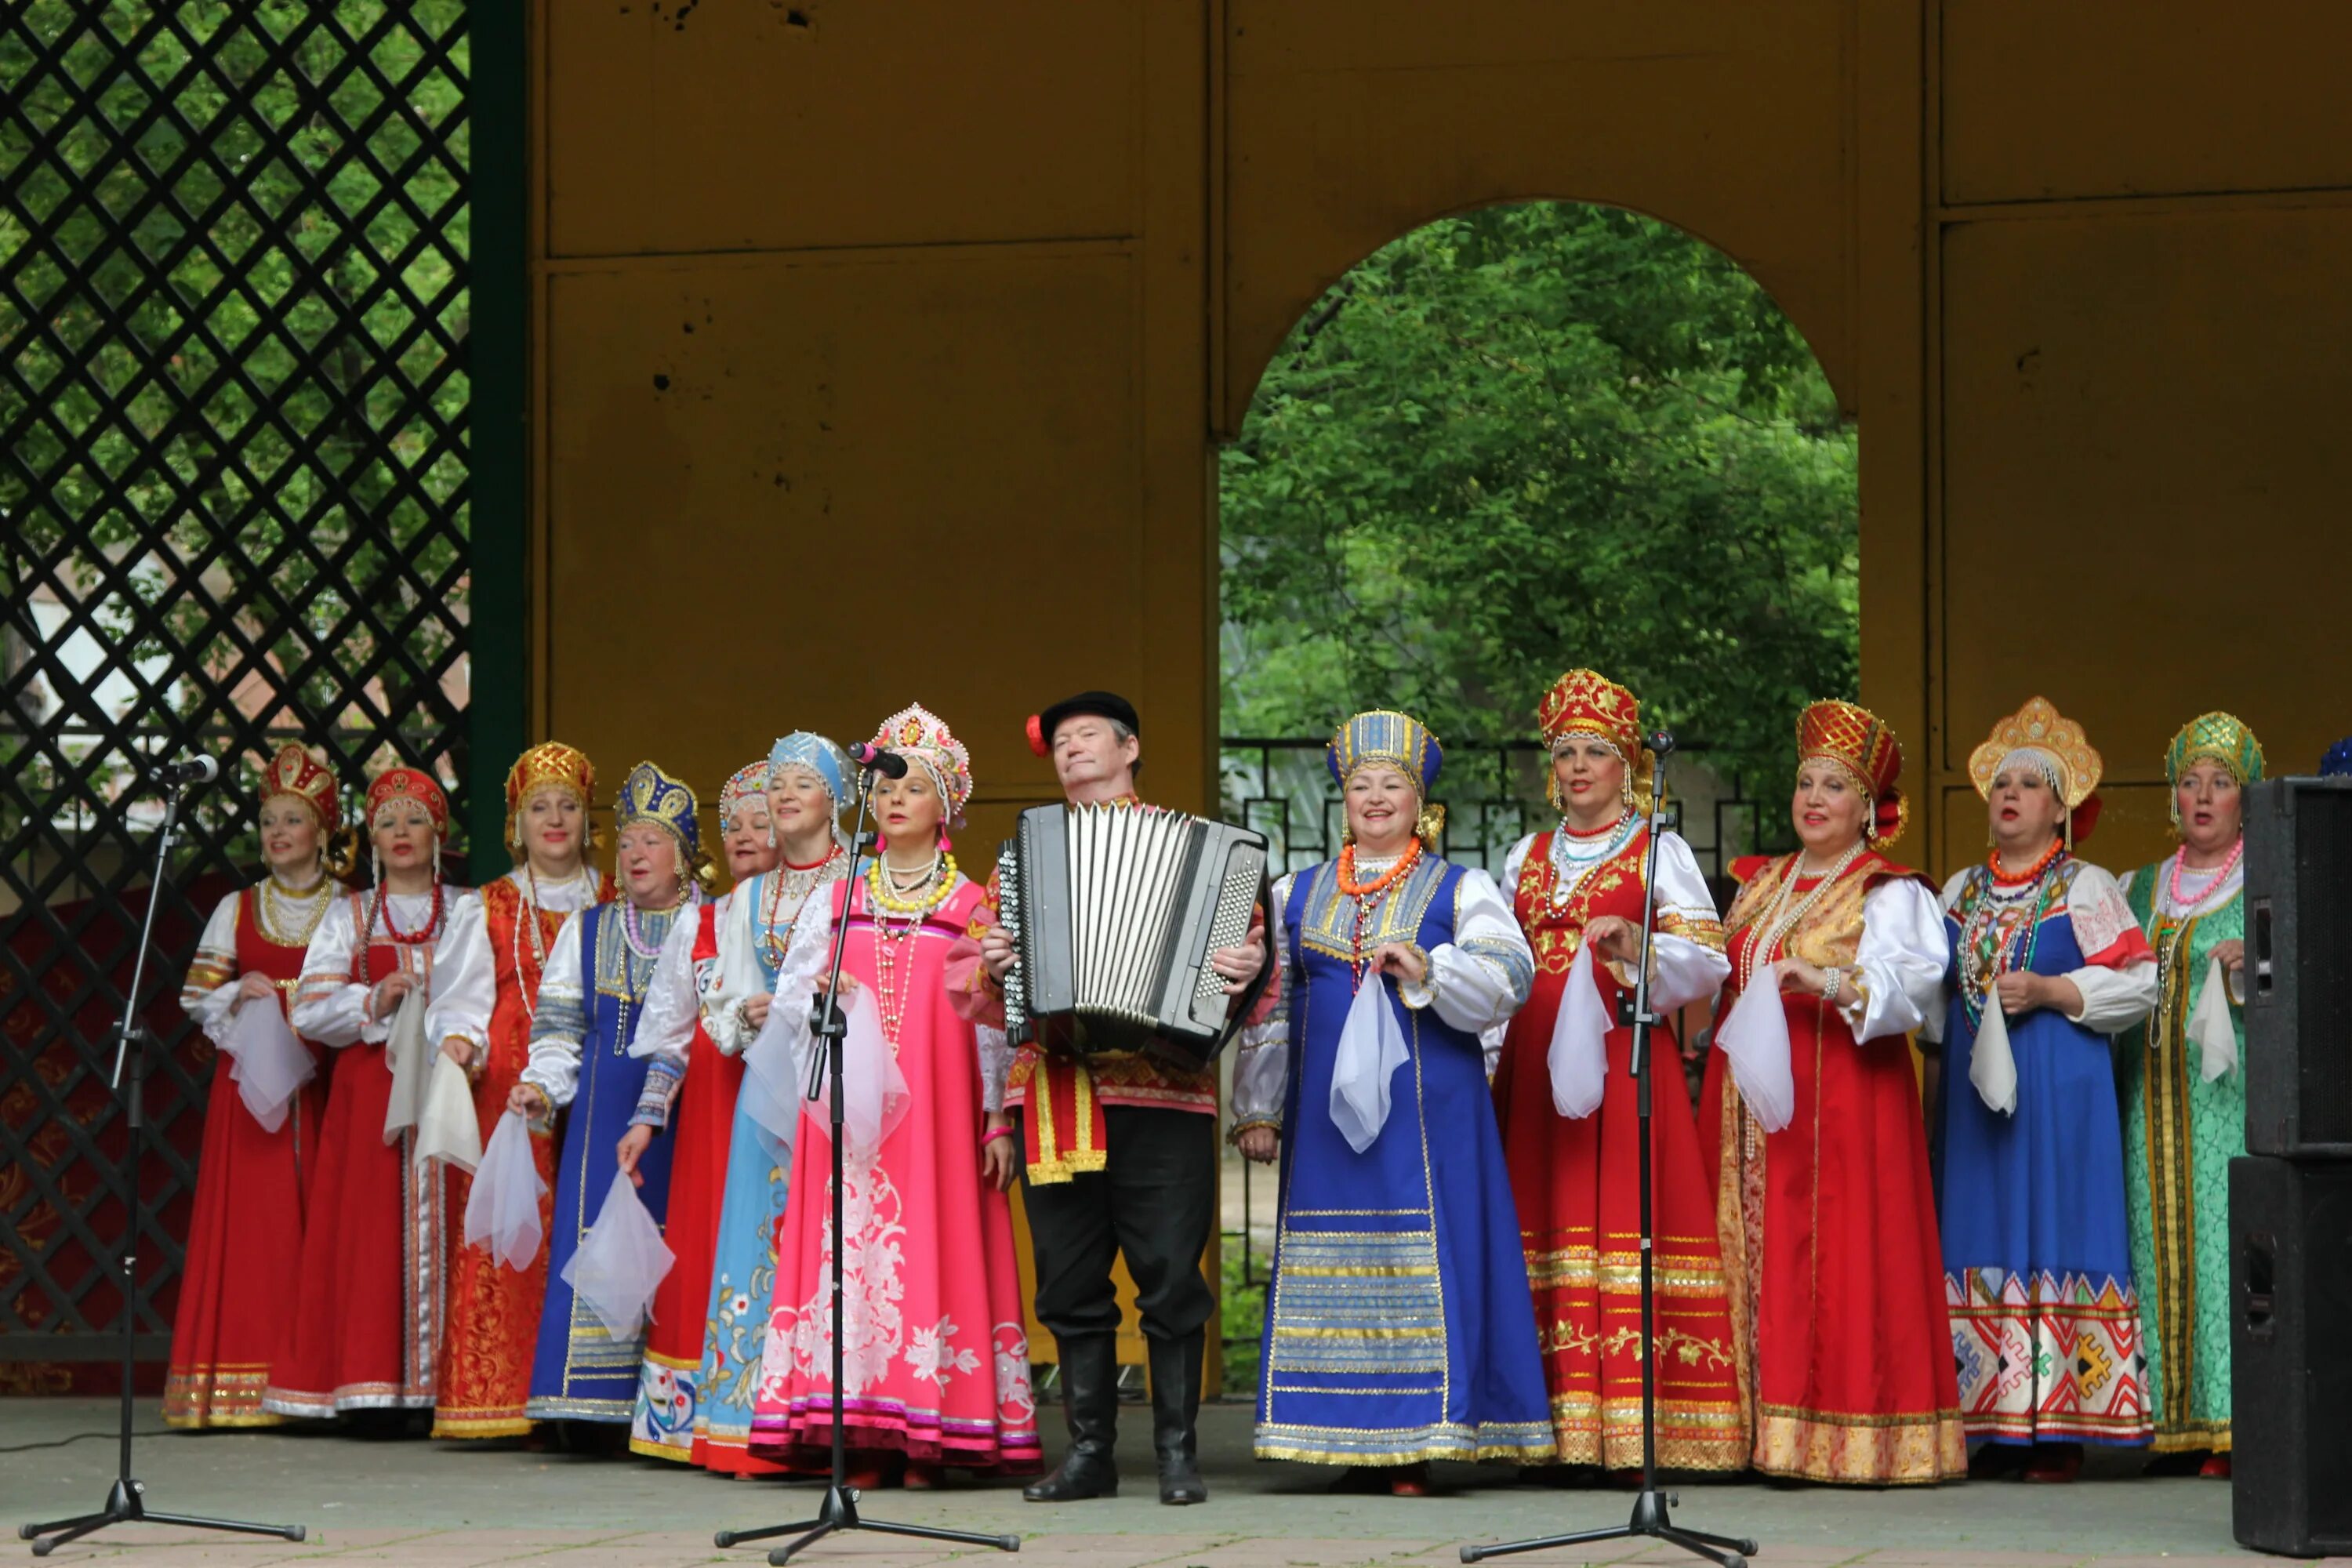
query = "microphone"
(151, 754, 220, 786)
(846, 742, 909, 779)
(1646, 728, 1677, 759)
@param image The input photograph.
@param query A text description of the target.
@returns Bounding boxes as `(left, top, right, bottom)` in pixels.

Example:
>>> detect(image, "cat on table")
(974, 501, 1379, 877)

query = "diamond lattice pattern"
(1, 0, 472, 1354)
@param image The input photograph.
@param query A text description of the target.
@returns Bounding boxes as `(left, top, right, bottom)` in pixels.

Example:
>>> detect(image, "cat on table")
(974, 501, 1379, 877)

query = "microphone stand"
(21, 777, 307, 1558)
(717, 760, 1021, 1565)
(1464, 731, 1756, 1568)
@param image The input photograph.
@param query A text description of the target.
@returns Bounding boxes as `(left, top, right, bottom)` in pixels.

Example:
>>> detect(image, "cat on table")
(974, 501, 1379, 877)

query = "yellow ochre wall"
(527, 0, 2350, 1350)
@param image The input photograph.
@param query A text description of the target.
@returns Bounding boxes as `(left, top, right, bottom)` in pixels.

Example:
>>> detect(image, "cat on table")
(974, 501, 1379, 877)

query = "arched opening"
(1213, 199, 1857, 1390)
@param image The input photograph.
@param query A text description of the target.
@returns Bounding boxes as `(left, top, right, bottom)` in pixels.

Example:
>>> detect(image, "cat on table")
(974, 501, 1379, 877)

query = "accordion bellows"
(1000, 804, 1272, 1073)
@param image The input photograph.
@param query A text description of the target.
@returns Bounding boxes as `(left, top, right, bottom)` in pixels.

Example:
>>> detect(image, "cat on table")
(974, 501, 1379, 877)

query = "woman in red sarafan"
(427, 742, 610, 1438)
(164, 743, 345, 1427)
(1698, 701, 1966, 1484)
(1488, 669, 1748, 1473)
(265, 764, 468, 1419)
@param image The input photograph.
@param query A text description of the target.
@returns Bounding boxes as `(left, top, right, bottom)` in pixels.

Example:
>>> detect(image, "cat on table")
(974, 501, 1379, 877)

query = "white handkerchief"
(1969, 996, 2017, 1116)
(561, 1169, 673, 1340)
(801, 990, 909, 1161)
(465, 1111, 547, 1271)
(382, 988, 431, 1145)
(739, 1000, 806, 1149)
(219, 997, 314, 1133)
(1547, 946, 1613, 1120)
(1715, 978, 1795, 1134)
(2187, 955, 2238, 1083)
(1328, 974, 1406, 1153)
(414, 1051, 482, 1174)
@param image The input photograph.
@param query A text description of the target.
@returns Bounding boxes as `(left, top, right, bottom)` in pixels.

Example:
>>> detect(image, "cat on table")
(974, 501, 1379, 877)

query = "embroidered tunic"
(165, 881, 336, 1425)
(749, 873, 1037, 1473)
(2118, 854, 2245, 1455)
(1488, 823, 1749, 1470)
(1928, 858, 2158, 1446)
(267, 887, 467, 1416)
(1232, 852, 1553, 1466)
(521, 898, 690, 1422)
(427, 866, 605, 1436)
(1697, 851, 1965, 1483)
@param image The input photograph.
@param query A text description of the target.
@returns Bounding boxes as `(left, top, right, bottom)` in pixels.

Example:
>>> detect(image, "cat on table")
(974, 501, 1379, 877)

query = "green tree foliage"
(1221, 201, 1858, 787)
(2, 1, 470, 849)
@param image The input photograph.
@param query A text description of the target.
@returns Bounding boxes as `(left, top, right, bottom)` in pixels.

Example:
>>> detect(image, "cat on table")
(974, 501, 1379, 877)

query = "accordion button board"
(997, 802, 1273, 1074)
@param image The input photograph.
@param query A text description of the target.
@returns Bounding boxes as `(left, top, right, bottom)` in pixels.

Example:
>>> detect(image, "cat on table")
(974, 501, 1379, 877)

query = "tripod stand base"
(19, 1477, 307, 1557)
(715, 1482, 1020, 1565)
(1461, 1486, 1755, 1568)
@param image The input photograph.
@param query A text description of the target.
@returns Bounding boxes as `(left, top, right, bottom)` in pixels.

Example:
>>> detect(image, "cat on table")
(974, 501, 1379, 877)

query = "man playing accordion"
(953, 691, 1268, 1506)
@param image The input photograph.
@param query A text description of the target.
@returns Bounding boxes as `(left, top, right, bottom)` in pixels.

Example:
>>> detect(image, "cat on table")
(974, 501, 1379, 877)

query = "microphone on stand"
(151, 753, 220, 786)
(846, 742, 909, 779)
(1647, 728, 1677, 759)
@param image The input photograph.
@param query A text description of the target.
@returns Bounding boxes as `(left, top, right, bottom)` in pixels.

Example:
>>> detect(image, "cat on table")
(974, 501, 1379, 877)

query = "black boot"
(1148, 1330, 1207, 1505)
(1023, 1334, 1120, 1502)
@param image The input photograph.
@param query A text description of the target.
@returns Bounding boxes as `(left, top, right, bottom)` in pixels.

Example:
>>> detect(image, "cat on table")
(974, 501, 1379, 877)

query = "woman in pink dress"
(749, 703, 1040, 1488)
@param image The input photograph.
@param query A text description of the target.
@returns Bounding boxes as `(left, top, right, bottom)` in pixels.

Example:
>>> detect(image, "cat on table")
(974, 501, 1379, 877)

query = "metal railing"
(1215, 736, 1793, 1290)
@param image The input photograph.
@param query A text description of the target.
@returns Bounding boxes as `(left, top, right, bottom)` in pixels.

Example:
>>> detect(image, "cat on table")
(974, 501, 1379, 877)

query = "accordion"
(997, 804, 1273, 1073)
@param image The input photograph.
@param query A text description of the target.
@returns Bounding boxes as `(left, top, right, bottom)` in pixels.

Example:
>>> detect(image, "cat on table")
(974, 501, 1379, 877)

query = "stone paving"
(1, 1399, 2325, 1567)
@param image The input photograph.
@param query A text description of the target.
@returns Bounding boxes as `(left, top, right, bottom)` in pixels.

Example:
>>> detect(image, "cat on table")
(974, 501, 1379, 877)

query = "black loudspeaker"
(2242, 777, 2352, 1156)
(2230, 1156, 2352, 1557)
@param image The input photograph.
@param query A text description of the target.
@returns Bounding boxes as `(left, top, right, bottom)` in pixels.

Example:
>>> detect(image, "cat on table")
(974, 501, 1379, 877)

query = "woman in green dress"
(2118, 711, 2263, 1479)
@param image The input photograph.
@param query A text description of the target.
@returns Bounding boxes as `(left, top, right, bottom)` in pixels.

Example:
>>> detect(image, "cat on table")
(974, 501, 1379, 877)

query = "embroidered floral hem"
(1753, 1403, 1967, 1485)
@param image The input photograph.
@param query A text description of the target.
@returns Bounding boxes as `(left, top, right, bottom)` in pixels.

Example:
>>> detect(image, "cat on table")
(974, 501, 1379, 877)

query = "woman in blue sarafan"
(1231, 710, 1555, 1496)
(1926, 698, 2158, 1484)
(513, 760, 706, 1427)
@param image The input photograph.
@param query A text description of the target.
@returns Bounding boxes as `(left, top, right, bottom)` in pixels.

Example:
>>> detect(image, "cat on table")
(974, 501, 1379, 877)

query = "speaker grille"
(2295, 790, 2352, 1145)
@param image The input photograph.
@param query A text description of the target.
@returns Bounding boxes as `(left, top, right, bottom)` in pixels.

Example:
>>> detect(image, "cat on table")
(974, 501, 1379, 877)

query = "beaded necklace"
(2165, 836, 2244, 914)
(1337, 841, 1421, 989)
(1955, 858, 2067, 1029)
(1987, 836, 2065, 887)
(599, 898, 681, 1054)
(513, 864, 596, 1022)
(621, 887, 689, 962)
(1737, 841, 1865, 993)
(1546, 809, 1640, 910)
(357, 882, 445, 988)
(866, 854, 957, 1044)
(757, 845, 845, 974)
(255, 871, 333, 949)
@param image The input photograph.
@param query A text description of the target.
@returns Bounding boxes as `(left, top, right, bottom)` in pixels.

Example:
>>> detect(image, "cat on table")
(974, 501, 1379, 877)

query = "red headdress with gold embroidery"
(367, 765, 450, 839)
(1535, 668, 1654, 807)
(1797, 699, 1907, 848)
(260, 742, 339, 833)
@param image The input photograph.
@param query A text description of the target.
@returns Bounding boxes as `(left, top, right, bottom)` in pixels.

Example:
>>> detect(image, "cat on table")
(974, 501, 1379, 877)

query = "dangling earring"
(1341, 819, 1357, 848)
(1621, 772, 1636, 810)
(432, 837, 444, 882)
(767, 822, 779, 848)
(371, 845, 384, 888)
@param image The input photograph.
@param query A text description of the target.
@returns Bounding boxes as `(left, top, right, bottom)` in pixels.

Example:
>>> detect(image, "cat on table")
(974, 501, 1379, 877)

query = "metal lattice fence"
(1215, 737, 1795, 1293)
(1, 0, 473, 1366)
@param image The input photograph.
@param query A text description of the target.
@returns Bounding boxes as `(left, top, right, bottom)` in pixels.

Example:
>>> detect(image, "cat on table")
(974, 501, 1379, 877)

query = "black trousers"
(1017, 1104, 1218, 1345)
